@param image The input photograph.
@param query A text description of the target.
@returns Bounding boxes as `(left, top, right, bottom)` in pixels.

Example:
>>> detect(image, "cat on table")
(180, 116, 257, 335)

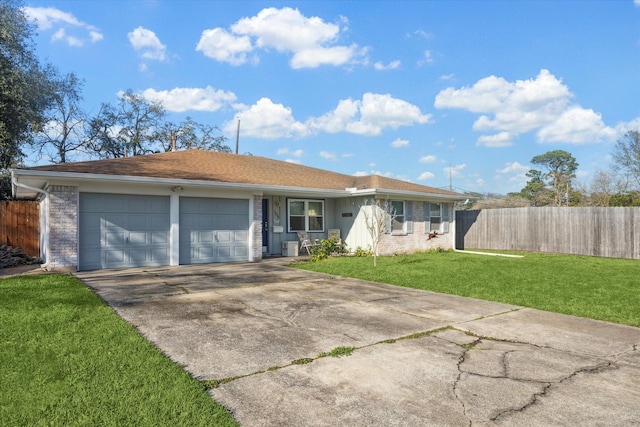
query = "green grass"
(0, 274, 238, 427)
(294, 251, 640, 327)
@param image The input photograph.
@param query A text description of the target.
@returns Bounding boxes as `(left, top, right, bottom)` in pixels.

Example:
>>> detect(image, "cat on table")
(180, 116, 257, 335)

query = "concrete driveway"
(76, 259, 640, 426)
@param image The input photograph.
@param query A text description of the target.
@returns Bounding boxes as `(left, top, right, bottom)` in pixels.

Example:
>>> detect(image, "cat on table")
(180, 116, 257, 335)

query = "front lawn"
(0, 274, 238, 427)
(295, 251, 640, 327)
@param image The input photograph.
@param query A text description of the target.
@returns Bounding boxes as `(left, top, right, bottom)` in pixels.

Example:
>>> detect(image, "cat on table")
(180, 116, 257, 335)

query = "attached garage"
(79, 193, 170, 270)
(179, 197, 250, 264)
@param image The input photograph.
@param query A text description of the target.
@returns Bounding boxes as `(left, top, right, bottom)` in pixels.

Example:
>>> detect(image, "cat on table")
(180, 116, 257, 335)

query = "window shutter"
(405, 202, 413, 234)
(442, 203, 450, 233)
(423, 202, 431, 233)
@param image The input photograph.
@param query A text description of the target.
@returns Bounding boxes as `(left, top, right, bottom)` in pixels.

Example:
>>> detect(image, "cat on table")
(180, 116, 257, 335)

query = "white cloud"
(417, 171, 435, 181)
(411, 30, 433, 40)
(128, 27, 168, 61)
(616, 117, 640, 134)
(285, 159, 302, 164)
(477, 131, 513, 147)
(140, 86, 237, 112)
(496, 161, 529, 175)
(24, 6, 103, 46)
(308, 93, 432, 136)
(319, 151, 338, 161)
(418, 50, 434, 66)
(439, 74, 456, 81)
(391, 138, 410, 148)
(52, 28, 82, 47)
(537, 107, 616, 144)
(419, 155, 437, 164)
(495, 161, 530, 185)
(353, 171, 368, 177)
(277, 148, 304, 158)
(374, 60, 401, 70)
(636, 0, 640, 6)
(435, 69, 616, 146)
(198, 7, 365, 69)
(223, 97, 308, 139)
(196, 28, 254, 66)
(217, 93, 432, 140)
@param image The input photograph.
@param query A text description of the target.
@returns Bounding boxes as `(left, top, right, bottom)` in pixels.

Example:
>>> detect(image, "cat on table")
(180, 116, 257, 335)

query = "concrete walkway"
(75, 259, 640, 426)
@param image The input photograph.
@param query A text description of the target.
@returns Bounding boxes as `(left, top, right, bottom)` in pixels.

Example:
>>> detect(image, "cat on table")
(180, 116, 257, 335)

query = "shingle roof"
(26, 149, 462, 197)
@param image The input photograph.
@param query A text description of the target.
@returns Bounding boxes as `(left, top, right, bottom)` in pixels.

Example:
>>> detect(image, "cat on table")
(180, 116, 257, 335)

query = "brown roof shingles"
(27, 149, 462, 197)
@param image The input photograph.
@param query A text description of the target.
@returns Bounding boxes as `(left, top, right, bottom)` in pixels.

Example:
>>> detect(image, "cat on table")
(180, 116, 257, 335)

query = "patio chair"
(297, 231, 319, 255)
(328, 229, 342, 244)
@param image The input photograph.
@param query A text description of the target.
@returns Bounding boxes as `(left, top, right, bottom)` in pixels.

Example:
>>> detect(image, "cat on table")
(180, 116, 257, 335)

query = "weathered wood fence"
(456, 207, 640, 259)
(0, 201, 40, 257)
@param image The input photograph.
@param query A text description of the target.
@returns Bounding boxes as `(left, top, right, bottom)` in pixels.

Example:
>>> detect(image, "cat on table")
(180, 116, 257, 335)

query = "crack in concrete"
(489, 360, 616, 423)
(452, 342, 474, 427)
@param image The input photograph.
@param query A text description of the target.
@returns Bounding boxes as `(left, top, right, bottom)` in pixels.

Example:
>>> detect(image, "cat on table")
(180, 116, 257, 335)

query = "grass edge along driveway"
(0, 274, 238, 427)
(295, 251, 640, 328)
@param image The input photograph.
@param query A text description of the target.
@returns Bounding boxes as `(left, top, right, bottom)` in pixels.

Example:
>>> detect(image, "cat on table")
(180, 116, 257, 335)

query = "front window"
(430, 203, 442, 232)
(391, 200, 405, 232)
(288, 199, 324, 232)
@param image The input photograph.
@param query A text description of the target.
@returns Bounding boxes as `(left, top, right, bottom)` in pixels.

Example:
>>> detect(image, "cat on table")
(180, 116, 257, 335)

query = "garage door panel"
(179, 197, 249, 264)
(234, 246, 248, 258)
(80, 193, 170, 270)
(151, 232, 168, 244)
(199, 231, 214, 243)
(216, 231, 231, 243)
(129, 232, 147, 245)
(105, 232, 126, 246)
(105, 250, 125, 263)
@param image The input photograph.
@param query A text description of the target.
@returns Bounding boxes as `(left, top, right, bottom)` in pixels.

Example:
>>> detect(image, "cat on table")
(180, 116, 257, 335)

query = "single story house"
(11, 149, 467, 271)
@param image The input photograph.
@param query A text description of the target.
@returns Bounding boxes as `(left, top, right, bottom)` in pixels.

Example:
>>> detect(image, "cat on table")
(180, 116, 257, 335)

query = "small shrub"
(309, 237, 348, 262)
(353, 246, 373, 257)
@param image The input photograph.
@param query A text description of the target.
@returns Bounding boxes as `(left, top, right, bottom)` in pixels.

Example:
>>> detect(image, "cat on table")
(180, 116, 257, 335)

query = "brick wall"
(252, 195, 263, 261)
(378, 202, 453, 255)
(47, 185, 78, 270)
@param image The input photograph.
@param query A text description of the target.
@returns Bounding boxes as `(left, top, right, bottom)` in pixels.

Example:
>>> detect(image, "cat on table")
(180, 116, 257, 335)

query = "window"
(391, 201, 405, 232)
(288, 199, 324, 232)
(430, 203, 442, 232)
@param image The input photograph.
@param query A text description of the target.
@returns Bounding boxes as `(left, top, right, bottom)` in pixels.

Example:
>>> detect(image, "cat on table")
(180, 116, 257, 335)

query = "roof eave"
(11, 169, 467, 201)
(349, 188, 467, 201)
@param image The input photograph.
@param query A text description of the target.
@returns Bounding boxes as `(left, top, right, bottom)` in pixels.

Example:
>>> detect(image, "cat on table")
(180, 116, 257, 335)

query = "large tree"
(0, 0, 58, 170)
(32, 72, 86, 163)
(155, 117, 231, 153)
(530, 150, 578, 206)
(86, 89, 166, 158)
(612, 130, 640, 189)
(518, 169, 552, 206)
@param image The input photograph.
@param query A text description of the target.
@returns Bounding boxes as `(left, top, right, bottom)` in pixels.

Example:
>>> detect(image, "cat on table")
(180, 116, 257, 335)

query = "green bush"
(353, 246, 373, 257)
(309, 237, 348, 261)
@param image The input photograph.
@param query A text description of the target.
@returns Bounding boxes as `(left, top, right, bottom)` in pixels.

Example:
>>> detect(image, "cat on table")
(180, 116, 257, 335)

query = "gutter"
(11, 172, 50, 269)
(12, 169, 468, 201)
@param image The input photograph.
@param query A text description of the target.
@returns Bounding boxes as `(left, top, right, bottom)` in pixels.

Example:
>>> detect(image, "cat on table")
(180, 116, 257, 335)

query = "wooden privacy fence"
(456, 207, 640, 259)
(0, 201, 40, 257)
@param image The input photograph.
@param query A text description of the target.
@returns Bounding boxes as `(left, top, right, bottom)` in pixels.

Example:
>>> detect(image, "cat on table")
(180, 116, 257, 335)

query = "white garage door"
(179, 197, 249, 264)
(79, 193, 170, 270)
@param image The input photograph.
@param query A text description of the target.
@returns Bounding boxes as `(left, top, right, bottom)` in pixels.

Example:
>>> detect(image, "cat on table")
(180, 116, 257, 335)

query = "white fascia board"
(348, 188, 467, 201)
(11, 169, 351, 198)
(12, 169, 466, 200)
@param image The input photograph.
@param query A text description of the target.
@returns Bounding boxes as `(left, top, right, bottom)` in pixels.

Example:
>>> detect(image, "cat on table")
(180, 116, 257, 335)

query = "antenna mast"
(235, 120, 240, 154)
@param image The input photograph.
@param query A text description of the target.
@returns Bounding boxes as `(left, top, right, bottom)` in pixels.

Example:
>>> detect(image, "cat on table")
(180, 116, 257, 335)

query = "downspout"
(11, 172, 51, 269)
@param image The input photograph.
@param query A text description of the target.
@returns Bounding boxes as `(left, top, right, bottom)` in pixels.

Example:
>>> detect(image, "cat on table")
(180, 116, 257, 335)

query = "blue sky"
(23, 0, 640, 194)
